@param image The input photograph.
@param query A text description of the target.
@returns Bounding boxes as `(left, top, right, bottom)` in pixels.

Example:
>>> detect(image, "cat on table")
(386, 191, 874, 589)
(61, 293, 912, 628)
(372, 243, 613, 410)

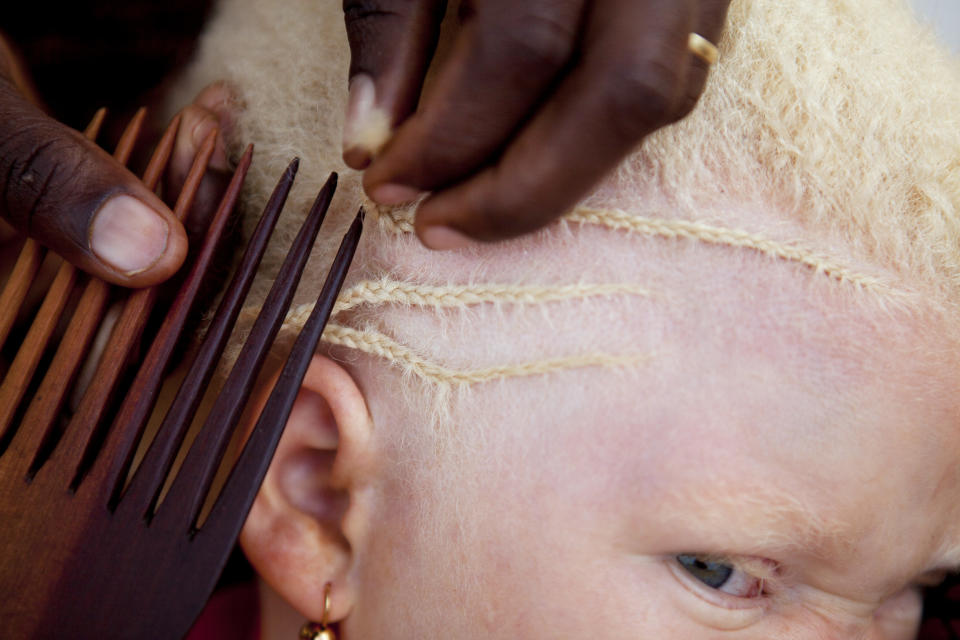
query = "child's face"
(339, 244, 960, 640)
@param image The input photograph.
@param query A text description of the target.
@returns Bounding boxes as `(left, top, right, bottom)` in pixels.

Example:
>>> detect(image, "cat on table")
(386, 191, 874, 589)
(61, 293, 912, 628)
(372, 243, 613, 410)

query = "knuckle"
(343, 0, 438, 76)
(601, 59, 683, 139)
(343, 0, 417, 25)
(486, 11, 574, 72)
(0, 124, 84, 230)
(468, 174, 552, 239)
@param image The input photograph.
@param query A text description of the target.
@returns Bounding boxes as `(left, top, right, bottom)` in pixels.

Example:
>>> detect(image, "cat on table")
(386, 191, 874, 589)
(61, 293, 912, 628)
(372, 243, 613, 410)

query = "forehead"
(412, 235, 960, 571)
(358, 205, 960, 579)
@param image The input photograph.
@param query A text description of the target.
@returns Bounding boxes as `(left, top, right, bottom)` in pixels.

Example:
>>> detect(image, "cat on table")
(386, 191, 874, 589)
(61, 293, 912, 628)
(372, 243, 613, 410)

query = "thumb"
(0, 79, 187, 287)
(341, 0, 447, 169)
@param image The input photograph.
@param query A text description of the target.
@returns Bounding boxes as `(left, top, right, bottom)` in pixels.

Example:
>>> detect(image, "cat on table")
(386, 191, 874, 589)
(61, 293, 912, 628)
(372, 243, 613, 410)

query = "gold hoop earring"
(298, 583, 337, 640)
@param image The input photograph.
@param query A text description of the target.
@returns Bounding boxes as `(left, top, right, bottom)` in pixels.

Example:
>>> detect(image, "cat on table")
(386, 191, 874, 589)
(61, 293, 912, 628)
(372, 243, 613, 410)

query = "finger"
(341, 0, 448, 169)
(165, 82, 236, 245)
(0, 79, 187, 286)
(679, 0, 730, 114)
(363, 0, 585, 204)
(413, 0, 697, 247)
(695, 0, 731, 44)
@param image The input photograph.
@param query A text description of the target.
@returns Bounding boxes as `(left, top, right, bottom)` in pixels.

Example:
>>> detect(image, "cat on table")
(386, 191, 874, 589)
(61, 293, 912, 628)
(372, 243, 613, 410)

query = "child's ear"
(239, 354, 374, 624)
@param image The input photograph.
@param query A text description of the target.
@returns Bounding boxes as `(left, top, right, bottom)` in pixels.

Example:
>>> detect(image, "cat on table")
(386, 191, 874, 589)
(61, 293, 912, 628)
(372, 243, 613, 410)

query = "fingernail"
(420, 225, 472, 251)
(192, 115, 229, 171)
(343, 74, 392, 165)
(343, 145, 372, 170)
(196, 82, 235, 121)
(369, 183, 423, 206)
(90, 195, 169, 275)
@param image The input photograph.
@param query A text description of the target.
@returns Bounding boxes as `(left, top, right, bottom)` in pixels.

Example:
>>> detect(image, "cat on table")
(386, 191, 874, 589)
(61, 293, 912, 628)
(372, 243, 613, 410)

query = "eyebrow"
(659, 481, 859, 559)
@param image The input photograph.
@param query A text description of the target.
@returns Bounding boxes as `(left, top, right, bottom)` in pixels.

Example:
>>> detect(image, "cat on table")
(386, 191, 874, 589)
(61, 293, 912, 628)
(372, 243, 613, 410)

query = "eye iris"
(676, 554, 735, 589)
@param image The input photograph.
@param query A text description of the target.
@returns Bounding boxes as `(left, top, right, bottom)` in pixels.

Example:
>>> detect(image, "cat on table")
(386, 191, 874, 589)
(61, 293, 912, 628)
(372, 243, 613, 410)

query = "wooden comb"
(0, 109, 361, 638)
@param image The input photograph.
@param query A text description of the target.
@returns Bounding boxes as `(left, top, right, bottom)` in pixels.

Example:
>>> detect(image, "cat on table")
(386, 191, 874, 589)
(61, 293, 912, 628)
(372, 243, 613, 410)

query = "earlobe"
(239, 354, 373, 623)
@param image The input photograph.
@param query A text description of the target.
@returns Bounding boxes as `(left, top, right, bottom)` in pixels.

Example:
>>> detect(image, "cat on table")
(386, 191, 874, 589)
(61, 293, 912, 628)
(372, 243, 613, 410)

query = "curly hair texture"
(168, 0, 960, 422)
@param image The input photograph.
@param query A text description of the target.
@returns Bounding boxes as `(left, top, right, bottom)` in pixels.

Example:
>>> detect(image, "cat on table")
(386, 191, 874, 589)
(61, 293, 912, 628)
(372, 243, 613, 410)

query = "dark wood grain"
(1, 110, 163, 476)
(0, 239, 44, 350)
(0, 110, 107, 446)
(81, 144, 254, 497)
(0, 258, 77, 437)
(0, 115, 362, 638)
(207, 209, 362, 542)
(40, 127, 217, 489)
(117, 158, 300, 518)
(159, 173, 337, 529)
(0, 110, 104, 357)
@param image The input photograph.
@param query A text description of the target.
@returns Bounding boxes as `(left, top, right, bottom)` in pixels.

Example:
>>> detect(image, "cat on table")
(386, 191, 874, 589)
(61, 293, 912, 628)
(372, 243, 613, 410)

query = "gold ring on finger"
(688, 32, 719, 65)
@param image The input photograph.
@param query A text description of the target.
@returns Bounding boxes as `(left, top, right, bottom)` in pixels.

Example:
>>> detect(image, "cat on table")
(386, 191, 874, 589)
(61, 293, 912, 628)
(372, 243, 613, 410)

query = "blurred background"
(3, 1, 959, 128)
(912, 0, 960, 52)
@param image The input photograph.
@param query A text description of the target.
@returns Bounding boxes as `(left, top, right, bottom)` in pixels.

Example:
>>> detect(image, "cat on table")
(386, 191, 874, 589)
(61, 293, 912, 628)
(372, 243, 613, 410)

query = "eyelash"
(671, 554, 779, 608)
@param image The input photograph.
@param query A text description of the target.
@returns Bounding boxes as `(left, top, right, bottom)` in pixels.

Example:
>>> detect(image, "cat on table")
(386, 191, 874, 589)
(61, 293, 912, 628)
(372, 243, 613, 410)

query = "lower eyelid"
(664, 558, 768, 631)
(666, 556, 770, 612)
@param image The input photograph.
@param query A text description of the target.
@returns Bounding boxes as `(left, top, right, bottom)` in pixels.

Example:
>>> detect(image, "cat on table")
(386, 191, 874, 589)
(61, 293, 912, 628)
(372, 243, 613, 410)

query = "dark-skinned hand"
(342, 0, 731, 249)
(0, 32, 207, 288)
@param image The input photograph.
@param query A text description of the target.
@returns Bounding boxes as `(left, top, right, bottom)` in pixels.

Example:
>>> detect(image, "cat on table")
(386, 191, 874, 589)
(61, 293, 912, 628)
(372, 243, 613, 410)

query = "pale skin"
(239, 237, 960, 640)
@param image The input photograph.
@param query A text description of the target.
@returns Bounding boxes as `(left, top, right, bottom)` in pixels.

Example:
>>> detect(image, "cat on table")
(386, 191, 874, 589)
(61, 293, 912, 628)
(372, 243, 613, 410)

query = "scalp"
(170, 0, 960, 405)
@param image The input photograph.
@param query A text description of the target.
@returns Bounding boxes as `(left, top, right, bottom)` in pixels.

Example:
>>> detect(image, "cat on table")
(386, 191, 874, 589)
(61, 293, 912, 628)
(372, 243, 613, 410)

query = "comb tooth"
(157, 173, 337, 530)
(75, 145, 254, 495)
(7, 278, 111, 477)
(86, 145, 254, 499)
(143, 113, 182, 191)
(0, 108, 107, 352)
(113, 107, 147, 166)
(117, 159, 300, 517)
(0, 263, 78, 447)
(0, 241, 45, 353)
(83, 108, 108, 140)
(0, 110, 108, 451)
(203, 210, 362, 541)
(41, 127, 219, 485)
(4, 112, 159, 477)
(170, 129, 217, 220)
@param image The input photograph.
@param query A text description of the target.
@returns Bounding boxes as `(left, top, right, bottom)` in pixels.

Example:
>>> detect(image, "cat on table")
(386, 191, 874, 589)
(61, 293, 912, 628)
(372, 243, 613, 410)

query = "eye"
(675, 554, 765, 598)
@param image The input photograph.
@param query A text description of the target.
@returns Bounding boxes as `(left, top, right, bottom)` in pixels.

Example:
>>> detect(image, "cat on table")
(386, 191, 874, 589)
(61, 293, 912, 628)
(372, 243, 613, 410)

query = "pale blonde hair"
(169, 0, 960, 414)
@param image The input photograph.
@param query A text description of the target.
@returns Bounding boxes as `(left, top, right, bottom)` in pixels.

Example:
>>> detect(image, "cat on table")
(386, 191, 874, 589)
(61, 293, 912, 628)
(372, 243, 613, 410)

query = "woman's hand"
(0, 33, 187, 287)
(342, 0, 731, 249)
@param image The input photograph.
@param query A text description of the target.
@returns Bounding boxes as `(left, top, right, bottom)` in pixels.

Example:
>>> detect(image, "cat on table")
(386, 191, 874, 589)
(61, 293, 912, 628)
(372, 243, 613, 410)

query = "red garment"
(186, 581, 260, 640)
